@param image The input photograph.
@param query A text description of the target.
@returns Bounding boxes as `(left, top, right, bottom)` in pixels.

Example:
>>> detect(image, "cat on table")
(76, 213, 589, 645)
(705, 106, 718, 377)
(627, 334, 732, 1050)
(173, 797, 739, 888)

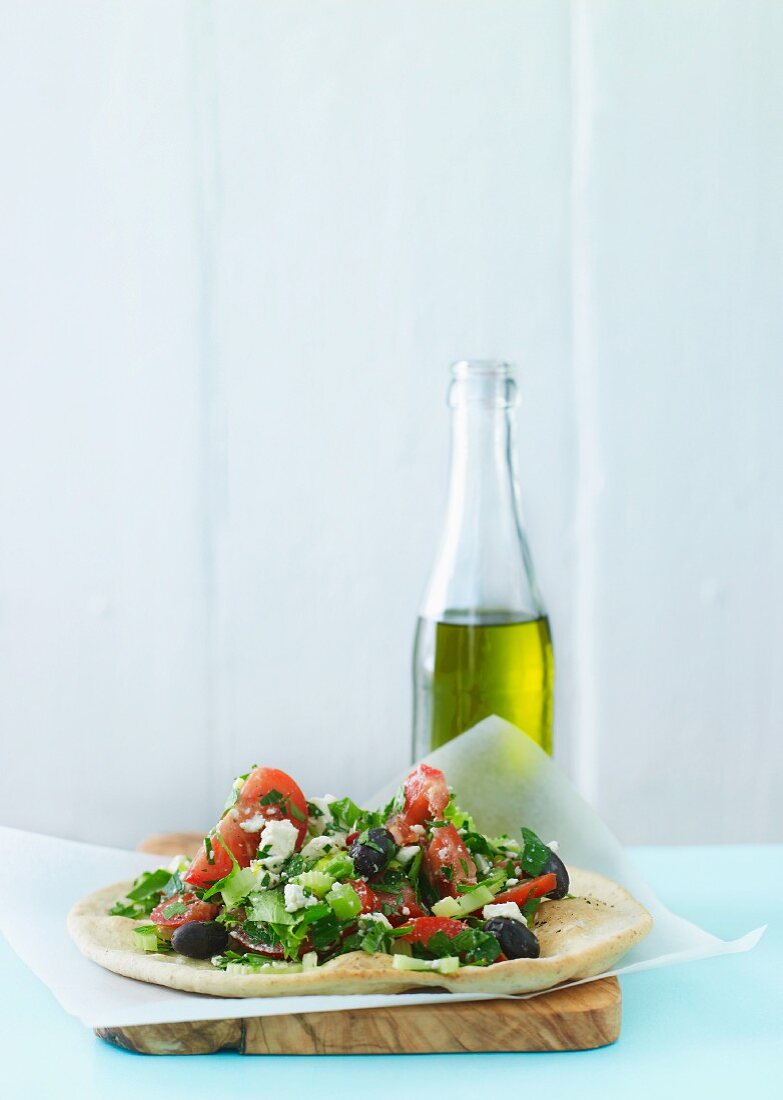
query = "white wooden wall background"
(1, 1, 781, 846)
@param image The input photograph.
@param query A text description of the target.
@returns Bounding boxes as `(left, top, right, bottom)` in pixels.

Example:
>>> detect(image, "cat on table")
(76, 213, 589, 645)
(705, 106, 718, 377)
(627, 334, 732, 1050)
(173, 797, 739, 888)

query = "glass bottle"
(412, 360, 554, 759)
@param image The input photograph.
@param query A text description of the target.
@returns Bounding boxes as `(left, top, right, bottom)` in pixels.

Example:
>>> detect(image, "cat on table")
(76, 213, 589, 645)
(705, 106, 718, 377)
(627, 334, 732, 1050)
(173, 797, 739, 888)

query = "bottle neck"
(421, 364, 543, 621)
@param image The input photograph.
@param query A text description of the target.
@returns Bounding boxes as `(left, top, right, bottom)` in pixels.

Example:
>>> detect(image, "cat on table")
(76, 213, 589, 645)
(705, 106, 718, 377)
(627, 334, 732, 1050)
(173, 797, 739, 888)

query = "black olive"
(171, 920, 229, 960)
(484, 917, 540, 960)
(542, 848, 570, 900)
(349, 828, 396, 878)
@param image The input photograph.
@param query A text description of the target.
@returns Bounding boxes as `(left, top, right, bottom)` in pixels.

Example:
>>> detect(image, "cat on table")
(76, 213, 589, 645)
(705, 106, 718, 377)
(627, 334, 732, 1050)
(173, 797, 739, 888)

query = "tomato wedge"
(423, 823, 477, 898)
(184, 766, 308, 889)
(400, 915, 464, 943)
(347, 879, 381, 914)
(387, 764, 449, 844)
(150, 892, 219, 929)
(238, 766, 309, 846)
(486, 873, 558, 909)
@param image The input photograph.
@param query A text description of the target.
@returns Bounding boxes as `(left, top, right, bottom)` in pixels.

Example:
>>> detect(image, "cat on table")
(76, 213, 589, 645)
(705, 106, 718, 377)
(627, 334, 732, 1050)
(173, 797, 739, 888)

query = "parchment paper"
(0, 718, 764, 1028)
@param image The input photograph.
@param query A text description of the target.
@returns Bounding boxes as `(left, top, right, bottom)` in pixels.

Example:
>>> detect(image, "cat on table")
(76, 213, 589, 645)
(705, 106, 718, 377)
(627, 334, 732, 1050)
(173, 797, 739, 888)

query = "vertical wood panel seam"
(570, 0, 601, 805)
(187, 1, 224, 805)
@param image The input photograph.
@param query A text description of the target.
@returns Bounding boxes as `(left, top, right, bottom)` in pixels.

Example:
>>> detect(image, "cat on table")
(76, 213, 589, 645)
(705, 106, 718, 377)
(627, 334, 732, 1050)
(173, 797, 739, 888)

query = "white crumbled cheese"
(239, 813, 267, 833)
(396, 845, 420, 864)
(249, 818, 300, 886)
(300, 834, 342, 861)
(247, 861, 278, 889)
(475, 853, 491, 875)
(410, 824, 426, 836)
(504, 877, 519, 888)
(360, 912, 392, 929)
(284, 883, 318, 913)
(307, 795, 336, 835)
(547, 840, 559, 853)
(401, 906, 411, 916)
(483, 901, 527, 925)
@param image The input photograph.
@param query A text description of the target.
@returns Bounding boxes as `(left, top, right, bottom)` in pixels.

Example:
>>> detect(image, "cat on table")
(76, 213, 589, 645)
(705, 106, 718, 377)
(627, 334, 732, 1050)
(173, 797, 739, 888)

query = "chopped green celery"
(326, 883, 362, 921)
(431, 884, 494, 919)
(293, 870, 334, 898)
(302, 951, 319, 971)
(133, 926, 163, 953)
(220, 867, 260, 909)
(226, 959, 302, 975)
(431, 896, 460, 918)
(392, 955, 460, 975)
(315, 852, 354, 881)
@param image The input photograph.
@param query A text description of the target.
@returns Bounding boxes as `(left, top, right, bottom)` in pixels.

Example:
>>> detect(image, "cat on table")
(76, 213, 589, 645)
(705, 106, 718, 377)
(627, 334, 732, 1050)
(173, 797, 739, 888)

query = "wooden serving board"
(99, 833, 622, 1055)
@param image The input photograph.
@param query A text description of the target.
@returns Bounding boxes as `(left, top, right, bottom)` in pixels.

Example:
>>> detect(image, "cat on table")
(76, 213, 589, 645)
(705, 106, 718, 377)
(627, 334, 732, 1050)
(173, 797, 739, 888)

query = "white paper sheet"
(0, 718, 764, 1028)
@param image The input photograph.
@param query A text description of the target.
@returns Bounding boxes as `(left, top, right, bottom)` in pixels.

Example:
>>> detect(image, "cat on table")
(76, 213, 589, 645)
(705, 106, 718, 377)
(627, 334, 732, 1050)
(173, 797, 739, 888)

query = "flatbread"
(67, 867, 652, 997)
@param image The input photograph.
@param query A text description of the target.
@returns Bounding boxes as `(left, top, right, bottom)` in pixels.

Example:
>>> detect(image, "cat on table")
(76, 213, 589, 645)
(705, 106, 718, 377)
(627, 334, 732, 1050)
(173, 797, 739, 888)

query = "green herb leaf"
(126, 869, 172, 902)
(259, 789, 284, 806)
(161, 901, 188, 919)
(520, 827, 551, 877)
(327, 797, 362, 829)
(248, 890, 295, 926)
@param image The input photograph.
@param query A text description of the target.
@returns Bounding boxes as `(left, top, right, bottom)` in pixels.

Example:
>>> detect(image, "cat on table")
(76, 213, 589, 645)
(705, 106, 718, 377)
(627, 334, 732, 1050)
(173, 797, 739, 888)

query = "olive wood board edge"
(96, 978, 621, 1055)
(96, 833, 622, 1055)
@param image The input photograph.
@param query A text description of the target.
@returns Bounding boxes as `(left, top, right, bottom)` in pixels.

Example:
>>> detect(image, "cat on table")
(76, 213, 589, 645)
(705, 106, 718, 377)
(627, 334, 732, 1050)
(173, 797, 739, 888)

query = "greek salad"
(110, 763, 570, 975)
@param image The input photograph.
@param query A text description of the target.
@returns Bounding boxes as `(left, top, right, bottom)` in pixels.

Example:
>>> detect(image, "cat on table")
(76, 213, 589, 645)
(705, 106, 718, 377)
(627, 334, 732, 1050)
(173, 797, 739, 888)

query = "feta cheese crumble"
(300, 834, 342, 860)
(284, 883, 318, 912)
(395, 845, 419, 864)
(483, 901, 527, 925)
(475, 853, 491, 875)
(359, 912, 392, 929)
(307, 795, 336, 835)
(248, 818, 300, 885)
(239, 813, 267, 833)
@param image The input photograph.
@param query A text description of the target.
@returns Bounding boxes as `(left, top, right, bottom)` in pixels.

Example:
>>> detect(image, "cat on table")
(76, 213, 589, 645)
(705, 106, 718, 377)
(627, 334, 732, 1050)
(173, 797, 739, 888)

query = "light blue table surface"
(1, 845, 780, 1099)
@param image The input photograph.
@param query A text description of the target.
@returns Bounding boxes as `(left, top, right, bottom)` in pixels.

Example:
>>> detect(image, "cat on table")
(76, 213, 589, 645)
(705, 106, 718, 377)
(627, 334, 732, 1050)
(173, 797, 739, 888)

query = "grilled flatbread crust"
(67, 867, 652, 997)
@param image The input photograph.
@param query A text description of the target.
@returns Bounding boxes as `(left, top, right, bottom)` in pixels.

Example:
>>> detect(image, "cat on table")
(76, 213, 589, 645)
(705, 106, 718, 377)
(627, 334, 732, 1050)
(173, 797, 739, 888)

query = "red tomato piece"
(486, 873, 557, 910)
(387, 764, 449, 844)
(238, 766, 309, 846)
(183, 814, 256, 889)
(228, 924, 307, 959)
(347, 879, 381, 914)
(400, 915, 464, 943)
(183, 766, 308, 890)
(374, 881, 427, 926)
(150, 892, 219, 929)
(423, 824, 477, 898)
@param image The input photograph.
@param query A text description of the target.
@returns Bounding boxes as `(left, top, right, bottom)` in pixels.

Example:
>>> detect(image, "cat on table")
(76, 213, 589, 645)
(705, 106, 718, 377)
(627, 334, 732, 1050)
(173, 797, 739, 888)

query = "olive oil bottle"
(412, 361, 554, 758)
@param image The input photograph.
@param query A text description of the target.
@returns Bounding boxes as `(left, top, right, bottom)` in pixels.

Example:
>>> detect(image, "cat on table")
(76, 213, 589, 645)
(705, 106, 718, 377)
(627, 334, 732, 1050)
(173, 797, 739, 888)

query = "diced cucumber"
(293, 870, 334, 898)
(392, 955, 460, 975)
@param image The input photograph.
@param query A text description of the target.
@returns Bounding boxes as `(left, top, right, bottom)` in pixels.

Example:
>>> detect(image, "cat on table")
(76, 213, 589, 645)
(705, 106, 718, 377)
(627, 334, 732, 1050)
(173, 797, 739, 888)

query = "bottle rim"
(451, 359, 514, 379)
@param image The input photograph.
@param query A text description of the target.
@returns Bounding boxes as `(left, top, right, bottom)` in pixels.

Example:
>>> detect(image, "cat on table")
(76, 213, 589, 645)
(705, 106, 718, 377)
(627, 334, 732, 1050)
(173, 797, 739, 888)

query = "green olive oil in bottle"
(412, 361, 554, 758)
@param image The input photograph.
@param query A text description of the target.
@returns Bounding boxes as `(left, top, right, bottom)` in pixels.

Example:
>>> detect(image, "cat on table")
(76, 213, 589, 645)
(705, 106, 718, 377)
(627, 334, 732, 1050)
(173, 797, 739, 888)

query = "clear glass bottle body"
(412, 361, 554, 759)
